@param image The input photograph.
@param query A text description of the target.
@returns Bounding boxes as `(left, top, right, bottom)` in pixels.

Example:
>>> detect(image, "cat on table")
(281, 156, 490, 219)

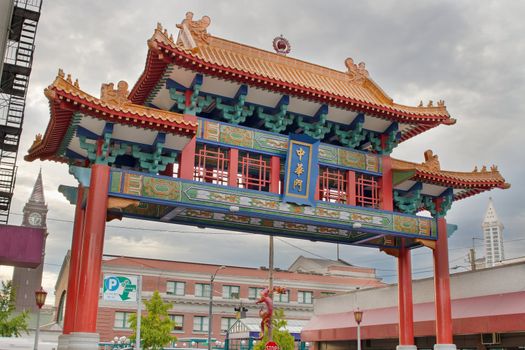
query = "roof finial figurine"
(100, 80, 130, 106)
(273, 35, 291, 55)
(176, 11, 211, 50)
(345, 57, 369, 83)
(423, 149, 440, 171)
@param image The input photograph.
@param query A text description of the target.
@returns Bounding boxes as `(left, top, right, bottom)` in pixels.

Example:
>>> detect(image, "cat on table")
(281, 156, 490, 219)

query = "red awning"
(302, 291, 525, 341)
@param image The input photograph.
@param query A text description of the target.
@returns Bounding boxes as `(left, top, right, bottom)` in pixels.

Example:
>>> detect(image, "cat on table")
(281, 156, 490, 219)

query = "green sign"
(103, 274, 138, 302)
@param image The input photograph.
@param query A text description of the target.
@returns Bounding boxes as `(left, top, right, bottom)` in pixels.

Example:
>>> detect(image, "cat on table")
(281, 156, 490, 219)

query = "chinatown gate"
(26, 13, 509, 350)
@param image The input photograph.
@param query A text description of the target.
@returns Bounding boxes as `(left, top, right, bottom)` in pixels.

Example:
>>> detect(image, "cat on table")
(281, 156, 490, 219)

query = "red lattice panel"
(238, 152, 270, 191)
(319, 167, 347, 204)
(356, 174, 379, 208)
(194, 144, 229, 185)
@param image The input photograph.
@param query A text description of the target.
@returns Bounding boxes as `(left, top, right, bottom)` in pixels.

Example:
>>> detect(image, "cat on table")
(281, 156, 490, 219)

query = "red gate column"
(397, 240, 415, 350)
(270, 156, 280, 194)
(179, 136, 196, 180)
(70, 164, 110, 348)
(380, 155, 393, 210)
(433, 216, 455, 350)
(62, 185, 85, 335)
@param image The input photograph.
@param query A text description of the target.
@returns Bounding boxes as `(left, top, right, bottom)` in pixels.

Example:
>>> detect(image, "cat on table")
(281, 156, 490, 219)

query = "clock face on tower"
(28, 212, 42, 226)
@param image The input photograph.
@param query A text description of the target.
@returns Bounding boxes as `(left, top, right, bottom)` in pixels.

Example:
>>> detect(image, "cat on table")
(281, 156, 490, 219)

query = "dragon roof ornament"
(345, 57, 369, 83)
(176, 11, 211, 51)
(100, 81, 130, 106)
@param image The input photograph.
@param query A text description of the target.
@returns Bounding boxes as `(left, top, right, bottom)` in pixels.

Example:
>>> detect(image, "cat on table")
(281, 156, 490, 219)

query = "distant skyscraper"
(11, 170, 48, 312)
(482, 197, 504, 267)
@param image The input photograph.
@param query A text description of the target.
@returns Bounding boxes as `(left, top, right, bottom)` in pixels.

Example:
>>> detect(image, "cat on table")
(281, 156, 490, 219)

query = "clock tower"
(12, 170, 49, 312)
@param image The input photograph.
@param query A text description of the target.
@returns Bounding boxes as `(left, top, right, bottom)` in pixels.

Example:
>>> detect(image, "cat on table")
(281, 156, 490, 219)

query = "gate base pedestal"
(434, 344, 456, 350)
(57, 334, 70, 350)
(66, 332, 99, 350)
(397, 345, 417, 350)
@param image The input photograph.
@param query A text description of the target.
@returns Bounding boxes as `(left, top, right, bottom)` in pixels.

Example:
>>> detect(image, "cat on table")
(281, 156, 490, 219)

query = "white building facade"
(482, 198, 505, 267)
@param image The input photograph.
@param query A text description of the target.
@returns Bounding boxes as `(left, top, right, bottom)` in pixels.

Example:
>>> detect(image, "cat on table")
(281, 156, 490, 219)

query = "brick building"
(54, 254, 383, 343)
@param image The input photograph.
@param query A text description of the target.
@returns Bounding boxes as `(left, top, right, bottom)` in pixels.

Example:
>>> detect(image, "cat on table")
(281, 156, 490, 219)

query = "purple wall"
(0, 224, 44, 268)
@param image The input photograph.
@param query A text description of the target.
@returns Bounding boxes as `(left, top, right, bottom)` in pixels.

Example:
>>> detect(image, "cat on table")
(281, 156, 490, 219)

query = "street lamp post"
(208, 265, 226, 350)
(34, 287, 47, 350)
(354, 308, 363, 350)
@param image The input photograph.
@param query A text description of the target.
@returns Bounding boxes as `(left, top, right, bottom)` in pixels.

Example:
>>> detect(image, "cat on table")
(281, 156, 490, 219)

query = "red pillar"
(398, 240, 415, 346)
(74, 164, 110, 332)
(179, 136, 196, 180)
(380, 155, 393, 210)
(228, 148, 239, 187)
(346, 170, 356, 206)
(434, 216, 454, 344)
(63, 185, 85, 334)
(270, 156, 280, 194)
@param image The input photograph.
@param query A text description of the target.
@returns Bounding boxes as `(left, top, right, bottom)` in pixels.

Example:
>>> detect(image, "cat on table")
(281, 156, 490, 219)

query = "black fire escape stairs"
(0, 0, 42, 224)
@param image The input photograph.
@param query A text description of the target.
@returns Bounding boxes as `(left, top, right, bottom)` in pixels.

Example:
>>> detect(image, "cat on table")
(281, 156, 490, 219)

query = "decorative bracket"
(368, 131, 382, 152)
(68, 166, 91, 187)
(436, 188, 454, 217)
(215, 85, 254, 124)
(333, 113, 366, 148)
(131, 133, 177, 173)
(394, 182, 422, 214)
(256, 95, 294, 133)
(168, 74, 213, 115)
(422, 188, 454, 218)
(78, 123, 126, 165)
(297, 104, 330, 140)
(380, 123, 400, 155)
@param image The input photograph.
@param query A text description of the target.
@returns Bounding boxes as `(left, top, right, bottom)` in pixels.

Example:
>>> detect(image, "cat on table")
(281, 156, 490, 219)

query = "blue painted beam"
(190, 74, 203, 89)
(75, 126, 100, 140)
(234, 84, 248, 101)
(165, 78, 187, 91)
(312, 104, 329, 122)
(384, 122, 398, 135)
(153, 132, 166, 146)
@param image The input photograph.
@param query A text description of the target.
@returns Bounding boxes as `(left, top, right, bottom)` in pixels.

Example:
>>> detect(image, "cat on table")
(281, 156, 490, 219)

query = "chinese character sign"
(283, 134, 319, 206)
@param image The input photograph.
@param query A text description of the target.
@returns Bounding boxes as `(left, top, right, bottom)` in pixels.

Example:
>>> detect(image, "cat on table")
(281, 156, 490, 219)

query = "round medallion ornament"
(273, 35, 291, 55)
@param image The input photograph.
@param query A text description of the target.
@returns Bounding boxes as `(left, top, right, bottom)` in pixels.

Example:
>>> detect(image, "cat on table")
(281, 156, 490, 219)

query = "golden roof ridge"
(392, 150, 510, 187)
(46, 70, 198, 127)
(147, 20, 452, 120)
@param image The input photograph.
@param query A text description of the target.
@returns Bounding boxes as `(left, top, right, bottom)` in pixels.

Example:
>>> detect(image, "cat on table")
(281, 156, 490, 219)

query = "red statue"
(256, 286, 287, 339)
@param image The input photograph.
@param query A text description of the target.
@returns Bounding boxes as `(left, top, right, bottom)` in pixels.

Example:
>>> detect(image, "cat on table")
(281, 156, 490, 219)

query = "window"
(275, 290, 289, 303)
(221, 317, 236, 332)
(169, 314, 184, 332)
(194, 144, 229, 185)
(114, 311, 134, 329)
(297, 291, 313, 304)
(319, 167, 348, 204)
(222, 285, 240, 299)
(248, 287, 265, 300)
(355, 174, 379, 208)
(193, 316, 209, 332)
(167, 281, 185, 296)
(238, 151, 271, 191)
(195, 283, 211, 297)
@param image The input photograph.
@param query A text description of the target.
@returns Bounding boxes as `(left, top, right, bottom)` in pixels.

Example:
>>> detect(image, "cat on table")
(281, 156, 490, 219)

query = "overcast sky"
(1, 0, 524, 305)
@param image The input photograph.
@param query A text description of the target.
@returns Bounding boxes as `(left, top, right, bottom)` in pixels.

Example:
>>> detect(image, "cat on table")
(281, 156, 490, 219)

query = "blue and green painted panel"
(108, 170, 436, 241)
(198, 119, 382, 174)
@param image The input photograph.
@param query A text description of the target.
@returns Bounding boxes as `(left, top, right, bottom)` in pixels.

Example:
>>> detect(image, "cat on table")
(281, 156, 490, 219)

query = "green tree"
(0, 280, 29, 337)
(254, 309, 295, 350)
(129, 290, 177, 349)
